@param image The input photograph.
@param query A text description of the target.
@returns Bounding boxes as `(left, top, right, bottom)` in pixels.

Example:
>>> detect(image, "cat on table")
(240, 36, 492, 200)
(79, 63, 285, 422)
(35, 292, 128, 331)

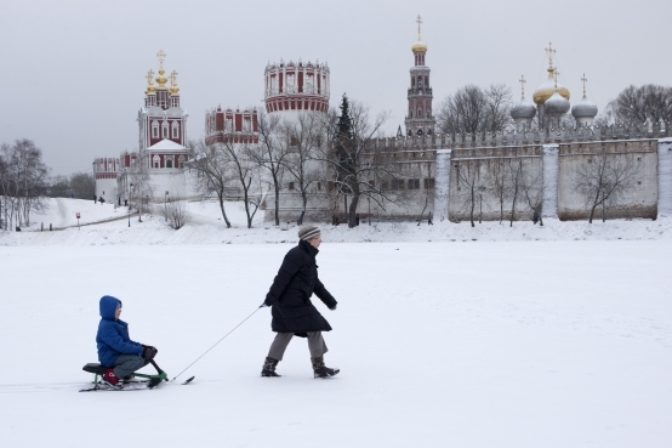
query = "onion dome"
(412, 15, 427, 53)
(511, 101, 537, 120)
(571, 74, 597, 119)
(412, 41, 428, 53)
(170, 70, 180, 96)
(571, 99, 598, 119)
(154, 49, 169, 90)
(545, 90, 570, 115)
(533, 74, 570, 105)
(511, 75, 536, 120)
(155, 68, 168, 90)
(145, 69, 156, 95)
(533, 43, 570, 105)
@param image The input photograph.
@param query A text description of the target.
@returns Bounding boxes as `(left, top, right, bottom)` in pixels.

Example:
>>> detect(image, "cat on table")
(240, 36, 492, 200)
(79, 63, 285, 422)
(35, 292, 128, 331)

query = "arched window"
(153, 154, 160, 169)
(151, 121, 159, 139)
(162, 121, 169, 139)
(171, 122, 179, 139)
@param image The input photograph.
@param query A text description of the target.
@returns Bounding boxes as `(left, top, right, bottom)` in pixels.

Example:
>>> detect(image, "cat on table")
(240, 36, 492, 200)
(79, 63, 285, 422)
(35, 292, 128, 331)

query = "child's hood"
(99, 295, 122, 320)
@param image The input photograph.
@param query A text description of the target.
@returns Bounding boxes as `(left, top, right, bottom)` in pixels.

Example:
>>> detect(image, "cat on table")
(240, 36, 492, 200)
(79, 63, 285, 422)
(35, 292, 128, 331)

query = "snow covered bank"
(1, 198, 671, 246)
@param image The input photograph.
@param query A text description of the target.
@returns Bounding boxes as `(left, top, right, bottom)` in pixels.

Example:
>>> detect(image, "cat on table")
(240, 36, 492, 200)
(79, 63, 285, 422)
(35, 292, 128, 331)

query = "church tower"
(404, 15, 435, 137)
(137, 50, 187, 152)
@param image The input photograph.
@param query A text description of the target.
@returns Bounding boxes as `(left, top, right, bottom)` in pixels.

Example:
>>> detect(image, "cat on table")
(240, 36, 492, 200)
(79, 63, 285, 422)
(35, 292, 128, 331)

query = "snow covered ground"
(0, 199, 670, 447)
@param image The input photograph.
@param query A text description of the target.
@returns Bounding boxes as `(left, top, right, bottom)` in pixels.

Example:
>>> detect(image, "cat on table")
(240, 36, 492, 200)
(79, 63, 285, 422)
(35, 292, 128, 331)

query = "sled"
(80, 360, 169, 391)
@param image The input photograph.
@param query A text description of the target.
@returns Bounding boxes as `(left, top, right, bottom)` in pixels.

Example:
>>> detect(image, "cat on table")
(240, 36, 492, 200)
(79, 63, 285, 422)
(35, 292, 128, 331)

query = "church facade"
(93, 51, 199, 206)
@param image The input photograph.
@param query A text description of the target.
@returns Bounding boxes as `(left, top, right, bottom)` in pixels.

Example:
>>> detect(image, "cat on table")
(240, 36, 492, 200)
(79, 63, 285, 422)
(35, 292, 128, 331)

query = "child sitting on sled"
(96, 295, 158, 386)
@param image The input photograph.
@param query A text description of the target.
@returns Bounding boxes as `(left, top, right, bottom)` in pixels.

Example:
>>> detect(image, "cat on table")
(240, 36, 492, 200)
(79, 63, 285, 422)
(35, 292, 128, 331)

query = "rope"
(171, 305, 263, 381)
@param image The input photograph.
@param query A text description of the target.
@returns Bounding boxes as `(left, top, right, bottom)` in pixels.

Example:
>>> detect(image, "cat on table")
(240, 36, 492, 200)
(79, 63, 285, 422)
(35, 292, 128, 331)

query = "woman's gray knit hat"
(298, 225, 321, 241)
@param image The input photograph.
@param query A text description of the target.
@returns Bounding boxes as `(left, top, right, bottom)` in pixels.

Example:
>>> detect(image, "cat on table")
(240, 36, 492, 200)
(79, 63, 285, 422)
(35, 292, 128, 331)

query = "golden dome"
(145, 69, 156, 95)
(533, 69, 570, 105)
(412, 41, 428, 53)
(155, 69, 169, 90)
(411, 16, 427, 53)
(170, 70, 180, 96)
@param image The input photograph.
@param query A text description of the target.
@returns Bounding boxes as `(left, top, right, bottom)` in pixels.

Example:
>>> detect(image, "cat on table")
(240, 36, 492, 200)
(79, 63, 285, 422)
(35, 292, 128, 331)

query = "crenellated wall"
(271, 125, 669, 224)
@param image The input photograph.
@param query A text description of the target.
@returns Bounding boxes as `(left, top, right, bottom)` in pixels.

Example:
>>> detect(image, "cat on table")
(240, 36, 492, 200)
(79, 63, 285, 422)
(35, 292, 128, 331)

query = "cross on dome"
(553, 70, 560, 89)
(146, 69, 154, 86)
(157, 49, 167, 71)
(518, 75, 527, 101)
(416, 15, 423, 41)
(581, 73, 588, 99)
(545, 42, 556, 70)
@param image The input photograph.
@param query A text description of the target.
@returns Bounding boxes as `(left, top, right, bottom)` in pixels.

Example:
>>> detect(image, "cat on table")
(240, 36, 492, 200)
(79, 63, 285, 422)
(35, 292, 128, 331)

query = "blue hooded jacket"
(96, 295, 143, 367)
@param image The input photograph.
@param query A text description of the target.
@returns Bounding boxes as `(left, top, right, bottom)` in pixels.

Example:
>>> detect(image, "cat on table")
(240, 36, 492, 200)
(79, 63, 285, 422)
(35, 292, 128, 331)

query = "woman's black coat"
(264, 240, 337, 334)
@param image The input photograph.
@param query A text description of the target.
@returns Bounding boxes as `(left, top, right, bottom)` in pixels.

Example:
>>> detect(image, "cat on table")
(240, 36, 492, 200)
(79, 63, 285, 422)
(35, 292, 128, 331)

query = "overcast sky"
(1, 0, 670, 176)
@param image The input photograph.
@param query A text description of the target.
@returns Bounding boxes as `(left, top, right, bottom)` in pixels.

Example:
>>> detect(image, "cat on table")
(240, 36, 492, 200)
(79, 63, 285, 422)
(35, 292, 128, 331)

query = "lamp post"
(164, 191, 169, 221)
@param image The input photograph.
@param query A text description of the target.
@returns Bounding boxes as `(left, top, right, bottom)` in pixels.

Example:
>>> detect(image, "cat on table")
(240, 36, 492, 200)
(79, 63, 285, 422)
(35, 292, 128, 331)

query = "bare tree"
(252, 112, 290, 226)
(520, 169, 544, 226)
(188, 142, 233, 228)
(193, 139, 262, 229)
(455, 160, 482, 227)
(227, 142, 263, 228)
(507, 159, 523, 227)
(490, 160, 507, 223)
(163, 198, 189, 230)
(484, 84, 513, 133)
(0, 150, 7, 230)
(326, 95, 389, 228)
(128, 152, 152, 223)
(613, 84, 672, 131)
(281, 112, 331, 225)
(1, 139, 48, 230)
(69, 172, 96, 199)
(439, 85, 487, 139)
(576, 150, 639, 223)
(438, 84, 512, 139)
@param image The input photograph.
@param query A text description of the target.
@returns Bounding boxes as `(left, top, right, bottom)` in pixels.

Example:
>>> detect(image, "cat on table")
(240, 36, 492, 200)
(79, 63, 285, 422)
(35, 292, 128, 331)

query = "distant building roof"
(147, 139, 187, 151)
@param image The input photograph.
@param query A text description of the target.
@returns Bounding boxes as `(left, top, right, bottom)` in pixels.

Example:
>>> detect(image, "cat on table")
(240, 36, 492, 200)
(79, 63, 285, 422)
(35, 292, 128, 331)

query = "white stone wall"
(433, 149, 451, 221)
(658, 138, 672, 217)
(145, 169, 201, 201)
(542, 144, 559, 218)
(558, 141, 658, 220)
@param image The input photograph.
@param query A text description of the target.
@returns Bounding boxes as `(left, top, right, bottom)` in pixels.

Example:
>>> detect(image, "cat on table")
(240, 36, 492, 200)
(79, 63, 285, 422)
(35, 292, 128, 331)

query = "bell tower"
(137, 50, 187, 152)
(404, 15, 435, 137)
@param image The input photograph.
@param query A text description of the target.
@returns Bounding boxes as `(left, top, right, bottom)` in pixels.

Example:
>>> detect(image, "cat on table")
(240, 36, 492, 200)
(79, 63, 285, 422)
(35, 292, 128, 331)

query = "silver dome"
(511, 101, 537, 120)
(544, 91, 570, 115)
(571, 99, 598, 119)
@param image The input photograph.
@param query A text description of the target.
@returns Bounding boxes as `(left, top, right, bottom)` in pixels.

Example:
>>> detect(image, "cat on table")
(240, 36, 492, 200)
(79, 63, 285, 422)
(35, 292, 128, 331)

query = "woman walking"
(261, 225, 339, 378)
